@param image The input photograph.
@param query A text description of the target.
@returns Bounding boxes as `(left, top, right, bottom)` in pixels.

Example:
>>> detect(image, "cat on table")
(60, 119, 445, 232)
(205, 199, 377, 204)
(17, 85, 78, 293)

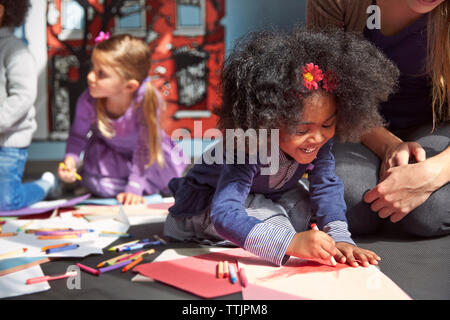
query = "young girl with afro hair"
(164, 28, 399, 267)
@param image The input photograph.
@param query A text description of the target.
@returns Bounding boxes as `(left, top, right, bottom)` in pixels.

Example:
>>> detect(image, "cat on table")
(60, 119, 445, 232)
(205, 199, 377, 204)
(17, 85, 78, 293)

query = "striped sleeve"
(243, 223, 296, 266)
(323, 220, 355, 245)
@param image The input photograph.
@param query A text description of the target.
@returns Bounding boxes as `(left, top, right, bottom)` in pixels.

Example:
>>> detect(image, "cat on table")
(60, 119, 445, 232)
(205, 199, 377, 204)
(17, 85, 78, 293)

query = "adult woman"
(306, 0, 449, 237)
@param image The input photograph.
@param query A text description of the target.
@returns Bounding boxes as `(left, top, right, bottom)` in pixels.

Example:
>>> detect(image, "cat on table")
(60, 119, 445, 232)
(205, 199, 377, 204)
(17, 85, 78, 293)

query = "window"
(174, 0, 205, 36)
(114, 0, 147, 37)
(58, 0, 86, 40)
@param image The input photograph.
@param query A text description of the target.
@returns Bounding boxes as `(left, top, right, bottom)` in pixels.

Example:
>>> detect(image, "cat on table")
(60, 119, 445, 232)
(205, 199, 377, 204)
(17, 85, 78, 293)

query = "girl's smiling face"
(279, 91, 337, 164)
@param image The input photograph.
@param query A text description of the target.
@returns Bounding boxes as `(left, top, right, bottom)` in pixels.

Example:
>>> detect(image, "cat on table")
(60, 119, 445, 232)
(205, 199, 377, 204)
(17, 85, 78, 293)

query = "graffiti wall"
(46, 0, 225, 139)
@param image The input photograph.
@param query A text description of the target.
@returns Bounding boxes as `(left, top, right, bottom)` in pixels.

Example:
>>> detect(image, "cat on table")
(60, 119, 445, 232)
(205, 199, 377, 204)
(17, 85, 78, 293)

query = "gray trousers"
(164, 184, 312, 245)
(333, 123, 450, 237)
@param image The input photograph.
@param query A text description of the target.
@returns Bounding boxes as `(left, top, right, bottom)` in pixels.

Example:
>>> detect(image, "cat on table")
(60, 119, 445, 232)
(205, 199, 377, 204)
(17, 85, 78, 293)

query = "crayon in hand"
(59, 162, 82, 180)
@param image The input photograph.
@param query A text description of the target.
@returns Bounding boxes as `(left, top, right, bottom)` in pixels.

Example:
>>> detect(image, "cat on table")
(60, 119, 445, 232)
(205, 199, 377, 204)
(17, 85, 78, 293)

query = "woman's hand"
(116, 192, 146, 205)
(378, 141, 426, 181)
(58, 156, 78, 183)
(364, 145, 449, 223)
(286, 229, 337, 262)
(334, 242, 381, 267)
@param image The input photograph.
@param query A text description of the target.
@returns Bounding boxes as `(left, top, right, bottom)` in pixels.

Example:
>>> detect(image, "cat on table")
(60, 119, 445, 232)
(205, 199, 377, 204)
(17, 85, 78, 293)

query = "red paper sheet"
(133, 249, 248, 298)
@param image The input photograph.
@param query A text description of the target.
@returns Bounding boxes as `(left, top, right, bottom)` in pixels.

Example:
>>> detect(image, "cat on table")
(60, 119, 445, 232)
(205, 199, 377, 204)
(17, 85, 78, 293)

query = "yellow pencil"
(96, 253, 130, 268)
(107, 240, 139, 252)
(59, 162, 82, 181)
(0, 248, 27, 260)
(16, 220, 34, 233)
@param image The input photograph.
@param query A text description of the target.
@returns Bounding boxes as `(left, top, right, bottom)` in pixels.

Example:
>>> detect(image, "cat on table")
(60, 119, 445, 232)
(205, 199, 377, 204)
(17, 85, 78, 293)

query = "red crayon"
(76, 263, 100, 276)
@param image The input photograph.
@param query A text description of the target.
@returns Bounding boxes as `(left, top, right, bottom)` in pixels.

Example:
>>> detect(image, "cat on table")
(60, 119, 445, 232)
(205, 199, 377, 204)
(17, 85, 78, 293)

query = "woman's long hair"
(94, 34, 164, 167)
(427, 1, 450, 128)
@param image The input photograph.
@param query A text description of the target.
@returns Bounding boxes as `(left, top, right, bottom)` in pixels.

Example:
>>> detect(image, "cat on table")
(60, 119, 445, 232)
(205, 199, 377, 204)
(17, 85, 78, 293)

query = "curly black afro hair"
(215, 27, 399, 142)
(0, 0, 30, 27)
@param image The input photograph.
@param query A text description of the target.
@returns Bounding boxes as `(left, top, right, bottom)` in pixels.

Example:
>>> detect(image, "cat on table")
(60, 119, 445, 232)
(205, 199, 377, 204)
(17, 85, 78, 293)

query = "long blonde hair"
(427, 2, 450, 129)
(94, 34, 164, 167)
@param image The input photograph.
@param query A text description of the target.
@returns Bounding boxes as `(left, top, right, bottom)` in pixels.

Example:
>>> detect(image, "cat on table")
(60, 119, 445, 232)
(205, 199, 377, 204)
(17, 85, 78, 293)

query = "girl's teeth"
(302, 147, 316, 153)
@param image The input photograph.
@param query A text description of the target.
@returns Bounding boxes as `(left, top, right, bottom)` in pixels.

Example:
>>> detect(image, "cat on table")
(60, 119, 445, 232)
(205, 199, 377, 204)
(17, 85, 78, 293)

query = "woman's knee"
(398, 187, 450, 237)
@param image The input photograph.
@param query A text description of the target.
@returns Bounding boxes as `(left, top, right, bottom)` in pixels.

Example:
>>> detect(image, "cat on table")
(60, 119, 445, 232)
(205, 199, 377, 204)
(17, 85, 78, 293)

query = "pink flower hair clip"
(95, 31, 110, 44)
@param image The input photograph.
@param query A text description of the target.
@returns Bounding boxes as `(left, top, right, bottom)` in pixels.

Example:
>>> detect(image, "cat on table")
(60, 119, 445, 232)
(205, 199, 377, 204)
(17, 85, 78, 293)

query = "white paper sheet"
(0, 265, 50, 298)
(0, 211, 129, 259)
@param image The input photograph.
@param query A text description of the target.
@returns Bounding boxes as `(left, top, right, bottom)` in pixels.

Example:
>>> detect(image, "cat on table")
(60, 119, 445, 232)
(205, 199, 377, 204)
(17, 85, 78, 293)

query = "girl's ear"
(125, 79, 140, 93)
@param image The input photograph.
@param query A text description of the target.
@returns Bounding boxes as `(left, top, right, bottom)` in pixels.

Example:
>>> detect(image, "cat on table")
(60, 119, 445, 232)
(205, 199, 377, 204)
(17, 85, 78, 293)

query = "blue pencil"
(46, 244, 79, 254)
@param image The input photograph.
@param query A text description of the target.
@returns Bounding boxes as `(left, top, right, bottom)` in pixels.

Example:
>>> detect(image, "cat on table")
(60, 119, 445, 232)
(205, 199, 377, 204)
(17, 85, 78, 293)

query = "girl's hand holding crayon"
(116, 192, 145, 206)
(58, 156, 81, 183)
(286, 229, 337, 263)
(286, 229, 381, 267)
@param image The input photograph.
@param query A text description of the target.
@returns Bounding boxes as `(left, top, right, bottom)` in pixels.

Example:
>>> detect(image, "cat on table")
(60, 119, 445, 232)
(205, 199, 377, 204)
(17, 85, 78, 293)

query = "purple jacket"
(65, 78, 187, 196)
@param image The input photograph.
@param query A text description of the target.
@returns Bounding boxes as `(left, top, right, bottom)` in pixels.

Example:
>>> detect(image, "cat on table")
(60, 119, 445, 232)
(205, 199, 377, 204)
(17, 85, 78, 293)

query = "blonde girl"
(59, 33, 186, 204)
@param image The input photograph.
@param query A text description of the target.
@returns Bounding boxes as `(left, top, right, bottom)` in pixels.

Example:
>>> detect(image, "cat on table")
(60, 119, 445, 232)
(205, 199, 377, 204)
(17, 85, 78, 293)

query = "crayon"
(238, 267, 248, 287)
(59, 162, 82, 180)
(26, 271, 78, 284)
(217, 261, 224, 279)
(0, 232, 17, 237)
(223, 261, 229, 278)
(37, 234, 80, 240)
(76, 263, 100, 276)
(310, 223, 337, 266)
(99, 259, 135, 273)
(107, 240, 139, 251)
(229, 264, 237, 284)
(121, 257, 143, 272)
(96, 253, 129, 268)
(41, 242, 73, 252)
(45, 244, 79, 254)
(116, 250, 144, 263)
